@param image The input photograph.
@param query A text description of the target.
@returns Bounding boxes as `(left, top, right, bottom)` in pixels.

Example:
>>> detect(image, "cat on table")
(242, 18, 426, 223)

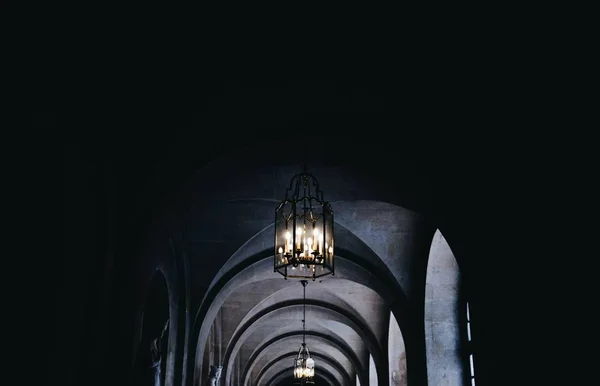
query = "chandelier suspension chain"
(302, 280, 307, 344)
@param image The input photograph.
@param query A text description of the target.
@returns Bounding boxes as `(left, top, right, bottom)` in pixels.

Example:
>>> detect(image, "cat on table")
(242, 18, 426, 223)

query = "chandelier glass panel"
(274, 171, 334, 280)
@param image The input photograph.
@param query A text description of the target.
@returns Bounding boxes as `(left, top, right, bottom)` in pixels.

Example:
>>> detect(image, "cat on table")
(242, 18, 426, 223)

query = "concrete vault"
(121, 137, 470, 386)
(60, 84, 518, 386)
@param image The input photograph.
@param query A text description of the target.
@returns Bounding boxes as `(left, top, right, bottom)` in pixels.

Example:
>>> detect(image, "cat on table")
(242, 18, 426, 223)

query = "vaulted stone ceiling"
(110, 81, 483, 386)
(127, 136, 463, 386)
(58, 80, 519, 386)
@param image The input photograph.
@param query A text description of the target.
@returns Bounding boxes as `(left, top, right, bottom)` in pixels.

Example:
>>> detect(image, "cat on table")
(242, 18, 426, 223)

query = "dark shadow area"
(132, 271, 170, 386)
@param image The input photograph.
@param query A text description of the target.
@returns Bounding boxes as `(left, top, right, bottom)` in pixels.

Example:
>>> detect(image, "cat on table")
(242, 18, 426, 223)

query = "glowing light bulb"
(297, 227, 302, 249)
(285, 231, 291, 252)
(278, 247, 283, 254)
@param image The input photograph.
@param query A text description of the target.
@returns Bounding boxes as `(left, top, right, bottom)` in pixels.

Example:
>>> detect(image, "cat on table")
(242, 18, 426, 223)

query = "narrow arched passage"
(266, 366, 340, 386)
(243, 330, 366, 386)
(191, 245, 411, 386)
(222, 299, 384, 386)
(254, 351, 352, 386)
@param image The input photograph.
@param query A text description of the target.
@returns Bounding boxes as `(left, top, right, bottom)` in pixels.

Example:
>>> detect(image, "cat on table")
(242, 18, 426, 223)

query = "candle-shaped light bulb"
(297, 227, 302, 250)
(285, 231, 291, 252)
(328, 245, 333, 254)
(302, 225, 306, 250)
(278, 247, 283, 254)
(317, 231, 322, 254)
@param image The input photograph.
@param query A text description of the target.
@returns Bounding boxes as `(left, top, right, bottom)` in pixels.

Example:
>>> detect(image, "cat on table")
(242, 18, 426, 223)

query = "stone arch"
(223, 299, 383, 386)
(266, 366, 339, 386)
(238, 312, 359, 378)
(193, 221, 405, 333)
(238, 310, 363, 384)
(244, 330, 363, 385)
(258, 353, 345, 386)
(231, 278, 375, 341)
(176, 150, 428, 222)
(113, 105, 468, 386)
(254, 351, 352, 386)
(190, 228, 411, 386)
(127, 200, 192, 386)
(207, 217, 398, 294)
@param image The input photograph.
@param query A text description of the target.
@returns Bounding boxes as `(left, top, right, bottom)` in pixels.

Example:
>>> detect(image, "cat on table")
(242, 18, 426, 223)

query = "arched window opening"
(466, 302, 476, 386)
(425, 230, 462, 385)
(369, 354, 377, 386)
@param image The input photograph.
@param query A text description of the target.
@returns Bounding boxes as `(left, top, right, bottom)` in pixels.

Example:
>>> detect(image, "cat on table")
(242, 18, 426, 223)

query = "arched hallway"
(57, 81, 523, 386)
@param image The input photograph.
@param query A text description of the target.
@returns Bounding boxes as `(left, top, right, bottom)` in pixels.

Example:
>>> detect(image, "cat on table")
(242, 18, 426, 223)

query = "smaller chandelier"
(294, 344, 315, 382)
(293, 280, 315, 384)
(274, 169, 334, 280)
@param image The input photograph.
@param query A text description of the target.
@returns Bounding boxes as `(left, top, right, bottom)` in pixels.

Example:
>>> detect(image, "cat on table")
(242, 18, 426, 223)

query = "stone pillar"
(388, 312, 407, 385)
(208, 365, 223, 386)
(425, 230, 462, 386)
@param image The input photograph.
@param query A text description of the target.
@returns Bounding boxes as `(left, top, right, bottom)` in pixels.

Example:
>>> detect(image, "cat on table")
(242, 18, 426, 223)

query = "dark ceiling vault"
(57, 80, 526, 386)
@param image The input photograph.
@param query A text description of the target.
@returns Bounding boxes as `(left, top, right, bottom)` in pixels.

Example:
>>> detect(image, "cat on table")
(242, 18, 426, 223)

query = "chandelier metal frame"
(274, 165, 334, 281)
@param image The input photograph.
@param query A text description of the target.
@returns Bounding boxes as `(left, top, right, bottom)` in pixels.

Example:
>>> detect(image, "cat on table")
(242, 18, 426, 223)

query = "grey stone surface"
(425, 231, 463, 386)
(126, 147, 465, 386)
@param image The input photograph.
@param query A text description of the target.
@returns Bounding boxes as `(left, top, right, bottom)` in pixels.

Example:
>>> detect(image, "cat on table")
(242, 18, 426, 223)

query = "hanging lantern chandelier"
(274, 166, 334, 280)
(293, 280, 315, 384)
